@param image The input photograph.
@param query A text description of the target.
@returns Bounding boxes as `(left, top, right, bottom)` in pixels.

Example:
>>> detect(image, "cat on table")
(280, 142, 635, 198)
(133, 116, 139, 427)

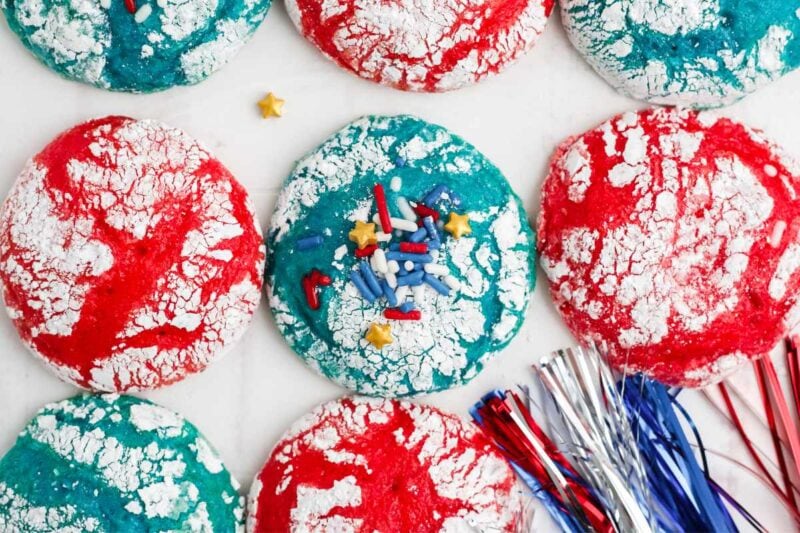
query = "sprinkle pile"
(293, 178, 473, 347)
(346, 180, 469, 344)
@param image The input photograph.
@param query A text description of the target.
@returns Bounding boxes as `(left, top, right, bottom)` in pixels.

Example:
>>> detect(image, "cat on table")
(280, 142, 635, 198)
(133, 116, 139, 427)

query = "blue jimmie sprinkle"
(423, 274, 450, 296)
(399, 302, 415, 313)
(359, 261, 382, 296)
(388, 243, 401, 251)
(396, 270, 425, 287)
(296, 234, 323, 251)
(381, 280, 398, 307)
(445, 187, 462, 206)
(386, 252, 433, 264)
(408, 227, 427, 243)
(423, 216, 439, 243)
(350, 270, 377, 303)
(423, 184, 448, 206)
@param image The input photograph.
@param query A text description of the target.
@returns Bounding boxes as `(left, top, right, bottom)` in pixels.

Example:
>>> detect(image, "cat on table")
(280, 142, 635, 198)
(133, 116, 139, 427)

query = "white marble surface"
(0, 5, 798, 531)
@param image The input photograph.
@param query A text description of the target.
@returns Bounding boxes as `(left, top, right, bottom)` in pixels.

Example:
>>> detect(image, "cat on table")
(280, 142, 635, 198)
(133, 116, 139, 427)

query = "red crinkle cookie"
(538, 108, 800, 387)
(0, 116, 265, 392)
(286, 0, 554, 92)
(247, 397, 522, 532)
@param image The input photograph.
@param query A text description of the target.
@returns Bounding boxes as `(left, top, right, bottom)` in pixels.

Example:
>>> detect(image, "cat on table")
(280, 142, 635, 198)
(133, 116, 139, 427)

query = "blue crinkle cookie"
(561, 0, 800, 107)
(0, 394, 243, 531)
(266, 115, 536, 397)
(1, 0, 269, 92)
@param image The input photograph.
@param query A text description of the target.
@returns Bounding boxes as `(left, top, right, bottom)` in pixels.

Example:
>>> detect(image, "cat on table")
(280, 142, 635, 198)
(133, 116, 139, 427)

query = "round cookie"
(247, 396, 522, 532)
(538, 107, 800, 387)
(0, 116, 265, 392)
(0, 394, 242, 531)
(2, 0, 270, 92)
(561, 0, 800, 108)
(267, 115, 535, 397)
(286, 0, 554, 92)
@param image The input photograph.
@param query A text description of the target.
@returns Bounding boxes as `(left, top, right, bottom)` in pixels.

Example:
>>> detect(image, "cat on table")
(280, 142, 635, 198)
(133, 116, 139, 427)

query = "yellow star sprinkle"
(444, 212, 472, 239)
(257, 92, 284, 119)
(365, 323, 393, 349)
(348, 220, 377, 249)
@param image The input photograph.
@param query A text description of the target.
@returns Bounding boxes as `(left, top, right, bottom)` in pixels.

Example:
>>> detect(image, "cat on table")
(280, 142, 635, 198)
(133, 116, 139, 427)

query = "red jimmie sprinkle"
(413, 203, 439, 226)
(374, 183, 393, 233)
(302, 276, 319, 310)
(303, 269, 331, 310)
(354, 244, 378, 258)
(125, 0, 137, 14)
(311, 270, 332, 286)
(384, 308, 421, 321)
(400, 242, 428, 254)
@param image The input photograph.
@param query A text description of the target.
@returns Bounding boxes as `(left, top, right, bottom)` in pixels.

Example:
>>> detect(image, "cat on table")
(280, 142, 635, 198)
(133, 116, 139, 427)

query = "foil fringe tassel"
(709, 338, 800, 526)
(472, 344, 760, 533)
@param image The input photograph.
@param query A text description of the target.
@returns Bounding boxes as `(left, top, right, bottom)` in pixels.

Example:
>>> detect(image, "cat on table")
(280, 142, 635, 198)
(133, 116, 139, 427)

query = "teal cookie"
(562, 0, 800, 107)
(267, 115, 536, 397)
(0, 394, 242, 531)
(1, 0, 269, 92)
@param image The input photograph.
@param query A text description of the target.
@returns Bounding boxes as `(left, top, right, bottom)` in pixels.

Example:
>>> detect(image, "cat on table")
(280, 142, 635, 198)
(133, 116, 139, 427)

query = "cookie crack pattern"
(286, 0, 553, 91)
(561, 0, 800, 107)
(267, 115, 535, 397)
(0, 394, 243, 531)
(2, 0, 270, 91)
(539, 108, 800, 386)
(0, 116, 265, 391)
(247, 397, 522, 532)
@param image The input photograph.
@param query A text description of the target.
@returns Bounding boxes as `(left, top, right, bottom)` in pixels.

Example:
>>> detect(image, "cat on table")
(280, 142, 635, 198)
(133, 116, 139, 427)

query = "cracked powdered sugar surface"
(1, 0, 270, 92)
(267, 115, 535, 397)
(0, 116, 265, 392)
(286, 0, 554, 92)
(0, 394, 243, 531)
(247, 396, 523, 532)
(538, 107, 800, 387)
(561, 0, 800, 108)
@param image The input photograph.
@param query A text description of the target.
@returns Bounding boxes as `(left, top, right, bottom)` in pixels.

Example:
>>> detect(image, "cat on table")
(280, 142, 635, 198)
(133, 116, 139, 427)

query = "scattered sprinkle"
(349, 220, 378, 249)
(258, 92, 285, 119)
(134, 3, 152, 23)
(374, 184, 393, 233)
(302, 269, 332, 310)
(365, 323, 393, 348)
(296, 234, 323, 251)
(444, 212, 472, 239)
(384, 308, 422, 321)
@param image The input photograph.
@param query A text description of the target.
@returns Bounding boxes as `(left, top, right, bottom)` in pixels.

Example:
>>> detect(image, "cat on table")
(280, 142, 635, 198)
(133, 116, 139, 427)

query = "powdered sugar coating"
(0, 116, 265, 392)
(561, 0, 800, 108)
(1, 0, 270, 92)
(267, 115, 535, 397)
(286, 0, 553, 92)
(247, 396, 522, 532)
(538, 108, 800, 387)
(0, 394, 243, 531)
